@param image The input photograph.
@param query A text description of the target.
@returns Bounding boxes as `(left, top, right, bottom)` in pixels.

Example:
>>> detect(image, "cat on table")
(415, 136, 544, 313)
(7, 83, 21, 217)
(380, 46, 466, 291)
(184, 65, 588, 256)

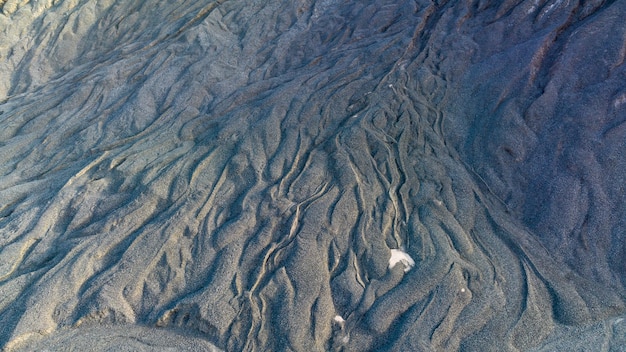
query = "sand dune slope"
(1, 0, 625, 351)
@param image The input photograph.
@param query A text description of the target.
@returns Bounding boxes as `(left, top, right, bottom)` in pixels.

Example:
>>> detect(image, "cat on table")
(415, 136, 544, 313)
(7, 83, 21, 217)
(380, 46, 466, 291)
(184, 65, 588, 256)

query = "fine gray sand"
(1, 0, 625, 351)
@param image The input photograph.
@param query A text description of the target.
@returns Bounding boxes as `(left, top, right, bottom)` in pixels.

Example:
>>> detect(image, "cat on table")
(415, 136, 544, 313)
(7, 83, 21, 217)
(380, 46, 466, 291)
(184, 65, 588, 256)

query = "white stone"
(388, 248, 415, 272)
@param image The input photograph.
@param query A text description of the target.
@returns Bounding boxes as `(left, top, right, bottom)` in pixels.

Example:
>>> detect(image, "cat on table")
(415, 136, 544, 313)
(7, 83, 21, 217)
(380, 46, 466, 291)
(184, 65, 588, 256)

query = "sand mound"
(1, 0, 625, 350)
(9, 325, 222, 352)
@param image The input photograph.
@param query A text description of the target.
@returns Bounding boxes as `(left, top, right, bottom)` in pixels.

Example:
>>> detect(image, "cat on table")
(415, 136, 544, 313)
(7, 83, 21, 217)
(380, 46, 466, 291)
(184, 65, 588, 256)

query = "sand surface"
(1, 0, 625, 351)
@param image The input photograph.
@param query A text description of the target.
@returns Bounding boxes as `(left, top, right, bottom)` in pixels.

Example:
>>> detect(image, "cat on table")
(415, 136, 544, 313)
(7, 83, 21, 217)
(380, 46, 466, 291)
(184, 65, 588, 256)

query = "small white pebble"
(333, 315, 345, 323)
(460, 288, 466, 293)
(389, 248, 415, 272)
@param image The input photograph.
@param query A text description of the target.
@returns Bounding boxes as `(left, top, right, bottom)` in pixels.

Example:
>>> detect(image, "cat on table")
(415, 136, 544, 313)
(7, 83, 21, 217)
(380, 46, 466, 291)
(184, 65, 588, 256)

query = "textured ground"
(1, 0, 625, 351)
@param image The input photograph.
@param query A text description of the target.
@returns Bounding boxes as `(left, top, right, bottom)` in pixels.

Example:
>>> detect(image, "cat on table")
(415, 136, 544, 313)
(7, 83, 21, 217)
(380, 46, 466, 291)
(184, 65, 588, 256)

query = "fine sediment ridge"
(1, 0, 625, 351)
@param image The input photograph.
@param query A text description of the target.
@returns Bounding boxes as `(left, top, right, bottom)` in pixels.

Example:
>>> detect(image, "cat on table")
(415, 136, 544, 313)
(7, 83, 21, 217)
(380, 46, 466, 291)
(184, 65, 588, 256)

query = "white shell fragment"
(388, 248, 415, 272)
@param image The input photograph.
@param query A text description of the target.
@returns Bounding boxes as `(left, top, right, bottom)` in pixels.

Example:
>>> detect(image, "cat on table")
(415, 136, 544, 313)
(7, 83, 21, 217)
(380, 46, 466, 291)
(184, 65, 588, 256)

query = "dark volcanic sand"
(0, 0, 625, 351)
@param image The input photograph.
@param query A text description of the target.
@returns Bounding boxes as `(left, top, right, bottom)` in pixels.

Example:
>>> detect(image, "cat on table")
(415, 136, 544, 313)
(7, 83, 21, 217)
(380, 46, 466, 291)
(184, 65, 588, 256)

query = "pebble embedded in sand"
(388, 248, 415, 272)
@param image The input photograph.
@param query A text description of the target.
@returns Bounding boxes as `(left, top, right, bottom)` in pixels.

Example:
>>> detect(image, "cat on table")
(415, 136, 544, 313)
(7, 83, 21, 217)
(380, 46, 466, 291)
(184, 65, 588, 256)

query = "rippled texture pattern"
(1, 0, 625, 351)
